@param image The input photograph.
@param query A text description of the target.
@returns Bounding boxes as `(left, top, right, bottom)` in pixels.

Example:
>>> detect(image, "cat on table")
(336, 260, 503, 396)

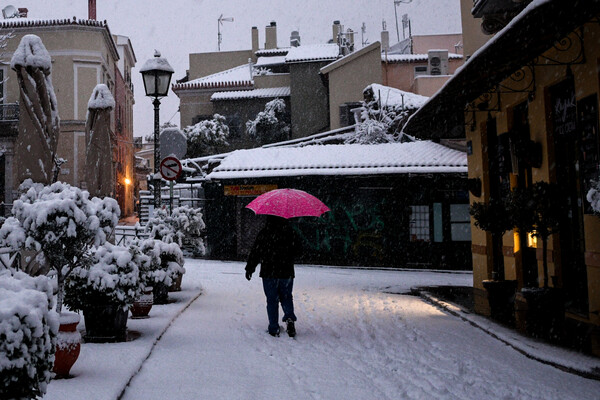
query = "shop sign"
(224, 184, 277, 196)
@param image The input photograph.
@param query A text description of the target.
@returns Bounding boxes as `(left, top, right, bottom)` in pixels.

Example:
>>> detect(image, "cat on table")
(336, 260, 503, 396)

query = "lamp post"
(140, 50, 174, 209)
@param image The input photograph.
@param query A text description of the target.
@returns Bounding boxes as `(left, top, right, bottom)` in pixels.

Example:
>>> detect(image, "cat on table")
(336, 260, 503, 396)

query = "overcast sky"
(17, 0, 462, 138)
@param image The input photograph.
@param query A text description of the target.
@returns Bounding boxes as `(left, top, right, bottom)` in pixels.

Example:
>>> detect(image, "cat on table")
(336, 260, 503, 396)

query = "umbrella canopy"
(246, 189, 330, 219)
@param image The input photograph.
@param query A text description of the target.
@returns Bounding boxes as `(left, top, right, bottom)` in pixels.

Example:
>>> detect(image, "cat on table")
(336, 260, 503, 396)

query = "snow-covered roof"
(255, 48, 290, 57)
(255, 56, 287, 67)
(285, 44, 340, 64)
(211, 86, 290, 101)
(366, 84, 429, 110)
(206, 141, 467, 179)
(383, 53, 463, 63)
(172, 64, 253, 91)
(0, 17, 120, 60)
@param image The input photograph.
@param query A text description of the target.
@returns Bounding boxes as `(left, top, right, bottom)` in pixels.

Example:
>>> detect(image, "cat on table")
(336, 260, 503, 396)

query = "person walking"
(245, 215, 298, 337)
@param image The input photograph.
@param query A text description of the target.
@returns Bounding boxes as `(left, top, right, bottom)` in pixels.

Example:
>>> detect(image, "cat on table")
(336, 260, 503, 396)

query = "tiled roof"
(255, 48, 290, 57)
(366, 84, 429, 110)
(211, 87, 290, 101)
(255, 56, 287, 67)
(285, 44, 340, 63)
(172, 64, 253, 91)
(207, 141, 467, 179)
(383, 53, 463, 63)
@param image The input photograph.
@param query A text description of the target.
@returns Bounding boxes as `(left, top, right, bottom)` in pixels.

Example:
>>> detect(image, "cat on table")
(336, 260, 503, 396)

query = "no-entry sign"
(159, 156, 182, 181)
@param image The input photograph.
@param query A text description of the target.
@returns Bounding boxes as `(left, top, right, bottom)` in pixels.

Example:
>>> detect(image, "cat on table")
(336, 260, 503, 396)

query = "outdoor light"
(124, 177, 131, 186)
(139, 50, 174, 209)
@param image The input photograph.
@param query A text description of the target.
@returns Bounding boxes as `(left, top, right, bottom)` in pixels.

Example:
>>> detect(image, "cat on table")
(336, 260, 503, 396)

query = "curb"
(419, 290, 600, 382)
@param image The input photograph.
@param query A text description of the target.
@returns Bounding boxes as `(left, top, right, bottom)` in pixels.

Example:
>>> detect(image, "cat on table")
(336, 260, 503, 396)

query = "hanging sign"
(159, 156, 182, 181)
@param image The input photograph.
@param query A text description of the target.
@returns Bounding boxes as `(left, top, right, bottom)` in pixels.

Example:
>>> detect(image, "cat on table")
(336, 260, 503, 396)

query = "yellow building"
(404, 0, 600, 355)
(0, 17, 136, 216)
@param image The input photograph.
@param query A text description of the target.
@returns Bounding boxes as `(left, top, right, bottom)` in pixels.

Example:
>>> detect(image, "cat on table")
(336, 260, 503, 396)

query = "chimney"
(290, 30, 301, 47)
(88, 0, 96, 20)
(265, 21, 277, 49)
(251, 26, 259, 55)
(381, 29, 390, 52)
(17, 8, 28, 17)
(332, 20, 342, 44)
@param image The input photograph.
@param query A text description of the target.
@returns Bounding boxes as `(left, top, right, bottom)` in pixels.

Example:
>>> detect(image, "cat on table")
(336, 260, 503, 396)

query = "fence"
(113, 225, 149, 246)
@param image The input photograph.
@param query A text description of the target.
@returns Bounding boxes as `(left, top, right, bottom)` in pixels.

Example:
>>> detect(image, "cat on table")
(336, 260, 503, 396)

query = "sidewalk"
(420, 290, 600, 381)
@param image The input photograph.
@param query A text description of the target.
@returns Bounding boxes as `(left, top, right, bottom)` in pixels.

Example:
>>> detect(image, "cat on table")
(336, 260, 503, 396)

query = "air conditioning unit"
(427, 50, 449, 76)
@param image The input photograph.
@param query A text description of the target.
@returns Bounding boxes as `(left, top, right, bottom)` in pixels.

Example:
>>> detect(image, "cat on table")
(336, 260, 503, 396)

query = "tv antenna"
(393, 0, 412, 43)
(361, 22, 369, 47)
(218, 14, 234, 51)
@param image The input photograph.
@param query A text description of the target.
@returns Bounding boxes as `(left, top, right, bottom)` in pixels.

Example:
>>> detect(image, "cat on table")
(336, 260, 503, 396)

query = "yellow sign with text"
(224, 184, 277, 196)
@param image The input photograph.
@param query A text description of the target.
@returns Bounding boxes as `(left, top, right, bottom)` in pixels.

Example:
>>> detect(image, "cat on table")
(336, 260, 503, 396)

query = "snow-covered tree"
(184, 114, 230, 157)
(587, 179, 600, 214)
(64, 243, 142, 312)
(0, 270, 58, 399)
(246, 98, 290, 145)
(145, 206, 206, 256)
(0, 180, 120, 312)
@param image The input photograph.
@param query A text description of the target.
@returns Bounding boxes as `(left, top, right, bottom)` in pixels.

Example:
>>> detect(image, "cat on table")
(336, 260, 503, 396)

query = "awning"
(403, 0, 600, 138)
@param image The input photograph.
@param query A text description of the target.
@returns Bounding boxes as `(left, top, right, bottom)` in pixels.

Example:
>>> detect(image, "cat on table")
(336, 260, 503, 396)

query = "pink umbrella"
(246, 189, 330, 219)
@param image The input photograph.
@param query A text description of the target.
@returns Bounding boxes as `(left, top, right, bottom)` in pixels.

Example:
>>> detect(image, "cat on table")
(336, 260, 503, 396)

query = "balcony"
(0, 103, 19, 137)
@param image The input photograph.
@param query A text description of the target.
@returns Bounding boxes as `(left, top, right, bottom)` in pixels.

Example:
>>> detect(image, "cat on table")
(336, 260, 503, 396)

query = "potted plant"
(508, 181, 565, 340)
(64, 243, 142, 342)
(470, 197, 517, 324)
(138, 238, 185, 304)
(0, 180, 120, 371)
(128, 242, 153, 318)
(0, 270, 57, 397)
(145, 206, 203, 290)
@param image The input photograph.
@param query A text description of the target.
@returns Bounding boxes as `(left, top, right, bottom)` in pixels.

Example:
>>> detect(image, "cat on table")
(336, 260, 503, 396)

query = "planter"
(83, 304, 128, 343)
(130, 287, 153, 319)
(169, 273, 183, 292)
(153, 281, 170, 304)
(515, 287, 564, 342)
(53, 312, 81, 378)
(482, 280, 517, 325)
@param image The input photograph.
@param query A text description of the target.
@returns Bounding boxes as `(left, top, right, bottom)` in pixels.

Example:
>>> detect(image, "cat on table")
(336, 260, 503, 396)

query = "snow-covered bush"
(184, 114, 230, 157)
(246, 98, 290, 145)
(146, 206, 205, 256)
(0, 180, 120, 312)
(345, 119, 395, 144)
(63, 243, 142, 312)
(0, 270, 58, 399)
(587, 179, 600, 214)
(137, 239, 185, 288)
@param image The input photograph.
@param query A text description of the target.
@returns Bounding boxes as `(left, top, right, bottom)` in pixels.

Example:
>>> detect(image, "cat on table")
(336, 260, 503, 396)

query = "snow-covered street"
(42, 259, 600, 400)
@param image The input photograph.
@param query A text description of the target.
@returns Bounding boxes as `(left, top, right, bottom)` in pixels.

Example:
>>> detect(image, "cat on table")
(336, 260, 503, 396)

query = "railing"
(113, 225, 149, 246)
(0, 103, 19, 121)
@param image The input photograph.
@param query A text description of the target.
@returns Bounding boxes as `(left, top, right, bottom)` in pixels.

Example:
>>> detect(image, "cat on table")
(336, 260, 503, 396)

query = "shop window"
(409, 205, 430, 242)
(577, 94, 599, 214)
(450, 204, 471, 241)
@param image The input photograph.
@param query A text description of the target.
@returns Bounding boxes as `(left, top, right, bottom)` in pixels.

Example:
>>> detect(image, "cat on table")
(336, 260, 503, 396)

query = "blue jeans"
(262, 278, 297, 334)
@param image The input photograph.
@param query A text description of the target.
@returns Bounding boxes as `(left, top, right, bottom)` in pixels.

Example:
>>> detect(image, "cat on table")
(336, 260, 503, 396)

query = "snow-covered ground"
(44, 259, 600, 400)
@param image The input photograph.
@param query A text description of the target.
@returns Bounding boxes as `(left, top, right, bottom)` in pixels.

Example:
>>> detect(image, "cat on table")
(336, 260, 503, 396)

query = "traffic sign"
(159, 156, 183, 181)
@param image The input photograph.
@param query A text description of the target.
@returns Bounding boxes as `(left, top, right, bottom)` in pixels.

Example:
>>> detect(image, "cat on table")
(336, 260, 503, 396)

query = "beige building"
(0, 17, 136, 216)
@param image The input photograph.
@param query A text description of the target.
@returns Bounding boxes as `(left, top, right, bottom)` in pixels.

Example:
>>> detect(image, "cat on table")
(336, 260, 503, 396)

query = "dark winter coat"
(245, 217, 298, 279)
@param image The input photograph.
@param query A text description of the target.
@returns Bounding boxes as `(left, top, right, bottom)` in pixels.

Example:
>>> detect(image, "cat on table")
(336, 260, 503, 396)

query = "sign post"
(159, 156, 183, 214)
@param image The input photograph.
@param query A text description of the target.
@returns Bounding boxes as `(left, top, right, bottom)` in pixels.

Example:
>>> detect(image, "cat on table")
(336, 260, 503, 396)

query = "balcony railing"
(0, 103, 19, 122)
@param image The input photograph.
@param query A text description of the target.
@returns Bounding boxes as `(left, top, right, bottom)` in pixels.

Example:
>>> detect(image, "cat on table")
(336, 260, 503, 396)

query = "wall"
(253, 73, 290, 89)
(412, 34, 463, 55)
(189, 50, 253, 80)
(178, 90, 215, 129)
(325, 42, 382, 130)
(383, 57, 463, 93)
(460, 0, 490, 59)
(289, 61, 331, 138)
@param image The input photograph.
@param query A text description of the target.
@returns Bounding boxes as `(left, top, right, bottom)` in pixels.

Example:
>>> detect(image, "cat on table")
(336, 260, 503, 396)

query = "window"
(410, 205, 430, 242)
(414, 65, 428, 76)
(450, 204, 471, 241)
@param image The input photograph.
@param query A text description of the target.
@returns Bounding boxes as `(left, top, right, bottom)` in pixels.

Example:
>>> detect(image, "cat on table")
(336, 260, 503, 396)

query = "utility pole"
(393, 0, 412, 44)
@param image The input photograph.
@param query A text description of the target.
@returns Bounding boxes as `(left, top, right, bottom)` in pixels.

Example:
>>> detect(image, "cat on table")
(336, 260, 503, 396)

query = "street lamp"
(140, 50, 174, 209)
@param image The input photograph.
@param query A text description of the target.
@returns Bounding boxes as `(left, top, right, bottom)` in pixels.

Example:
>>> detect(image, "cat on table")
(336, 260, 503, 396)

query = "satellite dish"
(2, 5, 18, 19)
(160, 127, 187, 159)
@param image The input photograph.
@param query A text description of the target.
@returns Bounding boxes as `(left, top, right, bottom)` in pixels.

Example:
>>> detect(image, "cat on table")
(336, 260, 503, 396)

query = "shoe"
(268, 329, 280, 337)
(286, 319, 296, 337)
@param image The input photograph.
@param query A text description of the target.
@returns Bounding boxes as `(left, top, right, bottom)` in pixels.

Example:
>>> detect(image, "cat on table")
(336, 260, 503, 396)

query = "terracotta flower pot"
(53, 312, 81, 378)
(169, 273, 183, 292)
(130, 287, 153, 318)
